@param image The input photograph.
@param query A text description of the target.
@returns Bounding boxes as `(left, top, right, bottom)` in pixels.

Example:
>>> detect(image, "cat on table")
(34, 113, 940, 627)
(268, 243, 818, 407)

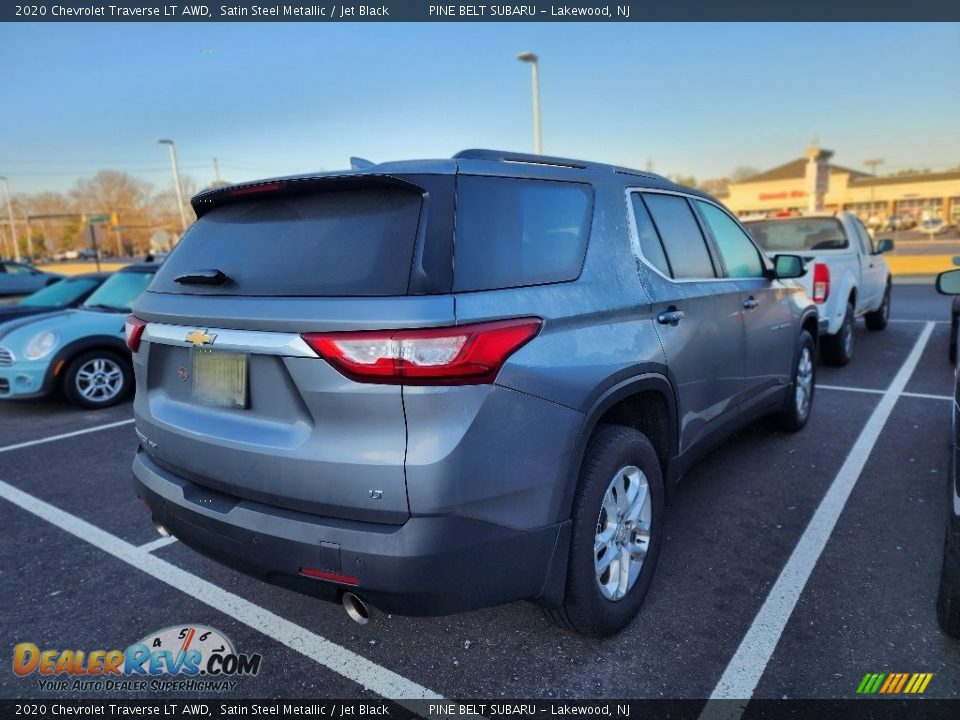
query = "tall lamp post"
(516, 51, 542, 155)
(0, 176, 19, 261)
(157, 139, 189, 234)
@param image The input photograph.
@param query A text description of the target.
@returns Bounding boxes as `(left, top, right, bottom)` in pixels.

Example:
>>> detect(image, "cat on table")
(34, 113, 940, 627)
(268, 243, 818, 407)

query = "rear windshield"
(453, 176, 593, 292)
(744, 218, 849, 252)
(150, 187, 423, 296)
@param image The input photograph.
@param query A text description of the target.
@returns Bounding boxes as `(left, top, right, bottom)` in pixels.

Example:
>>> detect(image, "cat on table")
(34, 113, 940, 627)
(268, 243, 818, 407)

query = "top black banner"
(3, 0, 958, 22)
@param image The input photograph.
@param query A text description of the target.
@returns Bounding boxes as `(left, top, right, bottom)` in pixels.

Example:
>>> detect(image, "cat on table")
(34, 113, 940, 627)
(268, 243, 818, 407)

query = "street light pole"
(516, 52, 542, 155)
(157, 139, 189, 234)
(0, 176, 20, 262)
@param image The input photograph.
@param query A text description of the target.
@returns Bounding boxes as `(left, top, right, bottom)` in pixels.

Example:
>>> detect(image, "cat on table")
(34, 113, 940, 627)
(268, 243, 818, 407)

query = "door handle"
(743, 297, 759, 310)
(657, 309, 685, 326)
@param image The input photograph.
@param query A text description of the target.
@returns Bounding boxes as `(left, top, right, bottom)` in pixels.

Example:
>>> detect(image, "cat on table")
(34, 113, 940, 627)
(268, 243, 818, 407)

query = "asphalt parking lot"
(1, 283, 958, 704)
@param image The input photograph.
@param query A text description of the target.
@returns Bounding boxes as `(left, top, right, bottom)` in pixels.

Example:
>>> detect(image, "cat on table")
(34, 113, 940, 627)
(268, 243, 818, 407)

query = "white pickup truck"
(743, 211, 894, 366)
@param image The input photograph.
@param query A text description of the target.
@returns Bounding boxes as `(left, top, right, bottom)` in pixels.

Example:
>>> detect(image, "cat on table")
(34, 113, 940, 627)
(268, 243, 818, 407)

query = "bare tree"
(731, 166, 761, 183)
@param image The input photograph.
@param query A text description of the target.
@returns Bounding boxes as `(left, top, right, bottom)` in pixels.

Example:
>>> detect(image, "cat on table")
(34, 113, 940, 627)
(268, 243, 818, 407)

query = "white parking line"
(0, 477, 442, 705)
(888, 319, 948, 324)
(818, 384, 952, 402)
(0, 418, 135, 454)
(703, 321, 934, 714)
(138, 535, 178, 553)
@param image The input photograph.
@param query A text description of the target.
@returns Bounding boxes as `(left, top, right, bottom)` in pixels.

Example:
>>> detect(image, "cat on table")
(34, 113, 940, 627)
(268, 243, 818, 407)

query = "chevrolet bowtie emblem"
(185, 329, 216, 346)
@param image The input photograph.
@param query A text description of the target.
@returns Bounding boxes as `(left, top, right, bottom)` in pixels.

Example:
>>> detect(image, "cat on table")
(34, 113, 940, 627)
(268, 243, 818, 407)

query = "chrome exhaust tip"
(342, 592, 371, 625)
(154, 522, 171, 538)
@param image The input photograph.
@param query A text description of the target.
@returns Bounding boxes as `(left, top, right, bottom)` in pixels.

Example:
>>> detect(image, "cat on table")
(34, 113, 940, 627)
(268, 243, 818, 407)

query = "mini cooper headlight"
(23, 331, 59, 361)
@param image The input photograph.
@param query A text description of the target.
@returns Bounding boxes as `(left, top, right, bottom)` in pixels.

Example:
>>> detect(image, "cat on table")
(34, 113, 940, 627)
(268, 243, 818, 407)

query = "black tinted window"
(453, 176, 592, 292)
(630, 194, 671, 277)
(643, 194, 716, 279)
(151, 187, 423, 296)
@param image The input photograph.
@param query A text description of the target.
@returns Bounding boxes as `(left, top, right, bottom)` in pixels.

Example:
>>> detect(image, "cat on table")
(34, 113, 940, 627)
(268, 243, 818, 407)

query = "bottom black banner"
(2, 699, 960, 720)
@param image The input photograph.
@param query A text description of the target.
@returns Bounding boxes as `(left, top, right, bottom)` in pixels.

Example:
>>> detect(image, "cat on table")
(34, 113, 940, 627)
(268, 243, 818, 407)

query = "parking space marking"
(0, 477, 443, 705)
(704, 322, 934, 710)
(889, 319, 947, 324)
(138, 535, 178, 553)
(818, 384, 952, 402)
(0, 418, 134, 455)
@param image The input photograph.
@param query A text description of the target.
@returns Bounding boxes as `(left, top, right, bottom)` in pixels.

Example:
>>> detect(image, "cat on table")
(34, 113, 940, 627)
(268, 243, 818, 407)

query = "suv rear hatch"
(132, 173, 456, 525)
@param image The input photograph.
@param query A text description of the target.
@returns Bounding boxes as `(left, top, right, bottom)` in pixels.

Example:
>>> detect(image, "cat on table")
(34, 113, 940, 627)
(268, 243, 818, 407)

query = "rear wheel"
(821, 302, 855, 366)
(62, 349, 132, 409)
(864, 284, 891, 331)
(774, 330, 816, 432)
(544, 425, 664, 637)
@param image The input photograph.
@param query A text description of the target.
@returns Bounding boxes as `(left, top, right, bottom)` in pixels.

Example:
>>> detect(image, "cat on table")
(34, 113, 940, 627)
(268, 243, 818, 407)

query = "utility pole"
(1, 176, 19, 262)
(213, 157, 222, 185)
(864, 158, 884, 218)
(516, 52, 543, 155)
(157, 139, 189, 234)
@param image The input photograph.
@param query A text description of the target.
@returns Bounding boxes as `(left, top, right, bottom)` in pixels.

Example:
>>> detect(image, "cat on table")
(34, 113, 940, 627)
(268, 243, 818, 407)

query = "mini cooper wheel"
(544, 424, 664, 637)
(63, 350, 132, 409)
(775, 330, 816, 432)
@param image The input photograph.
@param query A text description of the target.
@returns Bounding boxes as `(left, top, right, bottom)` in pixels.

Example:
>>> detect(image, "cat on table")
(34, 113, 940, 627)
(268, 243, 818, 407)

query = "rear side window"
(642, 194, 716, 279)
(630, 194, 671, 277)
(453, 176, 592, 292)
(150, 187, 423, 296)
(696, 201, 765, 278)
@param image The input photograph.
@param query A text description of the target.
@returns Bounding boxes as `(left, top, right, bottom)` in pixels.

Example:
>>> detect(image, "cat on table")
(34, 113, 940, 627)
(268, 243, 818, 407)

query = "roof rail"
(454, 149, 589, 170)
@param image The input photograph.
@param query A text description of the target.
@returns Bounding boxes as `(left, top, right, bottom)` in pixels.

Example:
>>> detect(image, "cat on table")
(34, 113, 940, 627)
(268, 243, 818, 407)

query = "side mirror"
(773, 254, 805, 280)
(876, 238, 894, 254)
(936, 269, 960, 296)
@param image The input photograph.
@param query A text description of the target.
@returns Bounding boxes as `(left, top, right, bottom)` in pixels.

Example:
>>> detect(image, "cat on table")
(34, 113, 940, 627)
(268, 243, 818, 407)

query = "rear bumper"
(132, 450, 570, 616)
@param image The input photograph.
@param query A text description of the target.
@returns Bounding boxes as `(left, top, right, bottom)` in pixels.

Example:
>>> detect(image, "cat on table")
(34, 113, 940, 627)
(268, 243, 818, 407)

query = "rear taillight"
(812, 263, 830, 304)
(302, 318, 542, 385)
(125, 314, 147, 352)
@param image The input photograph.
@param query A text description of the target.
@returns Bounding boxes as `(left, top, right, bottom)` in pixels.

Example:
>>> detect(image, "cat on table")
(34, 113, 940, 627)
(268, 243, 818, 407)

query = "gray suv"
(129, 150, 818, 636)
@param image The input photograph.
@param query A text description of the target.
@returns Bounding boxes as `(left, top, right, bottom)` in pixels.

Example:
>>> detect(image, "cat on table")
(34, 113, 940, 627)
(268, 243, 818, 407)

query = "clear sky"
(1, 22, 958, 195)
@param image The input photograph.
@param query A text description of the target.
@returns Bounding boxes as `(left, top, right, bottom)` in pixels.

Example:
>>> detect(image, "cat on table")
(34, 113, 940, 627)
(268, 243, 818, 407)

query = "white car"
(744, 211, 893, 366)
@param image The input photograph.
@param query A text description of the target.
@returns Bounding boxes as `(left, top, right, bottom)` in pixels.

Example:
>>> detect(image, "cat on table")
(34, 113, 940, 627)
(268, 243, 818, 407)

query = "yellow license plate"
(192, 349, 248, 409)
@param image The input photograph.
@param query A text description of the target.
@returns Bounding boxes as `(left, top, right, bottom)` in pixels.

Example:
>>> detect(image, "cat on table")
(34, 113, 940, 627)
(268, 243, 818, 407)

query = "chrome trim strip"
(142, 323, 319, 358)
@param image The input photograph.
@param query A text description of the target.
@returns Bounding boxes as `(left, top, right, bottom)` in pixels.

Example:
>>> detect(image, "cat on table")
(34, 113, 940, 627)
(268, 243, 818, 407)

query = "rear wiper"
(174, 268, 230, 286)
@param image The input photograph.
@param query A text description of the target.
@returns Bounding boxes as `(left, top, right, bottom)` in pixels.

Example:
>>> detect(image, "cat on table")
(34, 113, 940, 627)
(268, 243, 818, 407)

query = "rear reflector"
(125, 314, 147, 352)
(299, 567, 360, 586)
(812, 263, 830, 304)
(302, 318, 542, 385)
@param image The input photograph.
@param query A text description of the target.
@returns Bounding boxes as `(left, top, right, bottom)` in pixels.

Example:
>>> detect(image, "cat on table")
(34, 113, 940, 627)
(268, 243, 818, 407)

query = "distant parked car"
(0, 263, 158, 407)
(0, 273, 110, 324)
(0, 262, 64, 297)
(50, 250, 80, 261)
(744, 211, 893, 366)
(921, 218, 949, 236)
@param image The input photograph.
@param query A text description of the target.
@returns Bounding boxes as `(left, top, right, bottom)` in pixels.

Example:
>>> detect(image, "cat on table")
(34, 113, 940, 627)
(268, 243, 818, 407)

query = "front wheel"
(864, 284, 891, 331)
(936, 534, 960, 638)
(62, 350, 133, 409)
(774, 330, 816, 433)
(544, 425, 664, 637)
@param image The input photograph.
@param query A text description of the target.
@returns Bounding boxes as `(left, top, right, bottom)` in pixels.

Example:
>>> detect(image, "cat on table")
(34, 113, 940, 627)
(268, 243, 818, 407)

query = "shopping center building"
(720, 148, 960, 225)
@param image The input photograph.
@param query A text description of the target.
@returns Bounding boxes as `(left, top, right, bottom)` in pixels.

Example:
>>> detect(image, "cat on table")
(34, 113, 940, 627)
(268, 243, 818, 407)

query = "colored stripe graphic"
(857, 672, 932, 694)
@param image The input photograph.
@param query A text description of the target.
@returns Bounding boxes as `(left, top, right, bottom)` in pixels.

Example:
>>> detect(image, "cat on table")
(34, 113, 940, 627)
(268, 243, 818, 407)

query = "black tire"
(936, 535, 960, 638)
(544, 425, 664, 637)
(62, 349, 133, 409)
(950, 301, 959, 365)
(864, 284, 891, 331)
(821, 302, 855, 366)
(774, 330, 816, 433)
